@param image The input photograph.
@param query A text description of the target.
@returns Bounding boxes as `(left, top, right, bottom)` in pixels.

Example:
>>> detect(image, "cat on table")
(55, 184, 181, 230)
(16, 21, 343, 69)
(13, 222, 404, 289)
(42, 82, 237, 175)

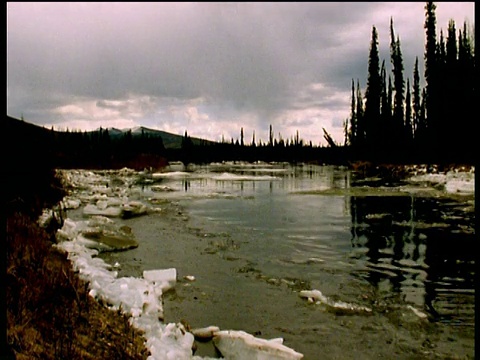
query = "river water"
(97, 163, 475, 359)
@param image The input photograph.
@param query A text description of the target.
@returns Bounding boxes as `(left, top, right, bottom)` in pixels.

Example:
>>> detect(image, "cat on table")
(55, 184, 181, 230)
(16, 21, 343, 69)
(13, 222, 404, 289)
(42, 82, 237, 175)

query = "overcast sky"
(7, 2, 474, 145)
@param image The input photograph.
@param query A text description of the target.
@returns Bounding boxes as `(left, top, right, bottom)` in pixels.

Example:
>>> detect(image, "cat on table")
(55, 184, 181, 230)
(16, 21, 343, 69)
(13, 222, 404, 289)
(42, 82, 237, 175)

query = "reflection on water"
(138, 162, 474, 355)
(169, 164, 475, 327)
(156, 164, 474, 321)
(349, 195, 475, 324)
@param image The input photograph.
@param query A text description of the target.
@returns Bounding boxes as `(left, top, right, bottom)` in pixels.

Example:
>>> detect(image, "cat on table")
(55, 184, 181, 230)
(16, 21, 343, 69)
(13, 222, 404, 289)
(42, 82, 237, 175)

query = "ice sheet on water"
(407, 169, 475, 194)
(232, 168, 289, 173)
(152, 171, 192, 179)
(213, 330, 304, 360)
(212, 172, 281, 181)
(84, 203, 123, 217)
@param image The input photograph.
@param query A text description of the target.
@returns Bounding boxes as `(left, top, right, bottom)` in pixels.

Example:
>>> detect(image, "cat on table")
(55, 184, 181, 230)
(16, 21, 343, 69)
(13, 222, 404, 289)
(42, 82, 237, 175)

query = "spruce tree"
(349, 79, 357, 147)
(418, 88, 428, 149)
(390, 18, 405, 150)
(424, 1, 438, 153)
(356, 80, 365, 148)
(412, 57, 422, 142)
(269, 124, 274, 147)
(436, 30, 448, 150)
(457, 21, 475, 158)
(380, 60, 390, 151)
(405, 78, 413, 145)
(364, 26, 382, 152)
(446, 20, 457, 66)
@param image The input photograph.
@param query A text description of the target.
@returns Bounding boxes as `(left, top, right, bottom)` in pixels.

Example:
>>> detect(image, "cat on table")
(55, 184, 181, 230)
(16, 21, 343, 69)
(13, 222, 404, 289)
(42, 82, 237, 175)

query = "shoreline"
(6, 199, 150, 358)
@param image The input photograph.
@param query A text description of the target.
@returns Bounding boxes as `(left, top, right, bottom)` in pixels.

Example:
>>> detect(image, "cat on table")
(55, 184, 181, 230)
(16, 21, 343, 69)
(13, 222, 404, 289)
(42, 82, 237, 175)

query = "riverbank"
(5, 170, 150, 359)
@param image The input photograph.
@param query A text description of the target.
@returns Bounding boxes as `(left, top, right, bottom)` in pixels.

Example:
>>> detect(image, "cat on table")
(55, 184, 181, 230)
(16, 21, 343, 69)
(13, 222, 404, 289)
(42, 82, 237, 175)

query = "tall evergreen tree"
(343, 118, 349, 146)
(412, 57, 422, 141)
(269, 124, 274, 147)
(457, 21, 475, 158)
(356, 79, 365, 147)
(424, 1, 438, 151)
(405, 78, 413, 145)
(390, 18, 405, 149)
(435, 30, 448, 149)
(444, 20, 459, 149)
(379, 60, 390, 151)
(418, 88, 428, 148)
(349, 79, 357, 147)
(446, 20, 457, 66)
(387, 73, 394, 144)
(364, 26, 382, 152)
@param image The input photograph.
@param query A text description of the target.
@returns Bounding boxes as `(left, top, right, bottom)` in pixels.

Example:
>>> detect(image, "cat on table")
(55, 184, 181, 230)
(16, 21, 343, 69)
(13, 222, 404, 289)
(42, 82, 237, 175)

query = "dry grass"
(6, 213, 150, 359)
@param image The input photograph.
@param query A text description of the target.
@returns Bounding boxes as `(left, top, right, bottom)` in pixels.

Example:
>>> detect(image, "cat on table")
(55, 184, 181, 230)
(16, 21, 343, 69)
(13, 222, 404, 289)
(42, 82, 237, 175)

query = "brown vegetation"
(5, 158, 150, 359)
(6, 213, 150, 359)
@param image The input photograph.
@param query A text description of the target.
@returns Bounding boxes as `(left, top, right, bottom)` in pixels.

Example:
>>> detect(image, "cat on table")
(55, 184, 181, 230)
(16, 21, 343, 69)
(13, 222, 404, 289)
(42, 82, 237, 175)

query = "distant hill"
(5, 116, 216, 149)
(89, 125, 214, 149)
(104, 125, 213, 149)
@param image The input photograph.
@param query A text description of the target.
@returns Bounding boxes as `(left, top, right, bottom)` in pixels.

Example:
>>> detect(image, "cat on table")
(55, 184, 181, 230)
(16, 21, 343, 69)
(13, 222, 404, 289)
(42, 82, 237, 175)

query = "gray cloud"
(7, 2, 474, 143)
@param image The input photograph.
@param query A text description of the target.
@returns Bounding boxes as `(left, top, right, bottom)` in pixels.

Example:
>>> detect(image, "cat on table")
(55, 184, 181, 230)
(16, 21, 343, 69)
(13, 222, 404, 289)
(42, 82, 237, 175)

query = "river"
(88, 163, 475, 359)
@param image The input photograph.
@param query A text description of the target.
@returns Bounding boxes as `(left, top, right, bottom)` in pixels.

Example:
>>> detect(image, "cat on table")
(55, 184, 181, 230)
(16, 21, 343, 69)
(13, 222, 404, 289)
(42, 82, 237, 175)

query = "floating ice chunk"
(151, 185, 176, 192)
(299, 290, 329, 304)
(75, 234, 117, 252)
(88, 215, 115, 226)
(121, 201, 148, 218)
(237, 168, 289, 173)
(152, 171, 191, 179)
(83, 203, 122, 217)
(445, 172, 474, 194)
(144, 268, 177, 293)
(89, 185, 113, 195)
(407, 169, 475, 195)
(62, 198, 81, 209)
(38, 209, 54, 228)
(56, 218, 82, 241)
(144, 322, 195, 360)
(96, 199, 109, 210)
(191, 326, 220, 340)
(81, 229, 139, 251)
(213, 330, 304, 359)
(183, 275, 196, 281)
(212, 172, 281, 181)
(407, 305, 428, 319)
(299, 289, 372, 314)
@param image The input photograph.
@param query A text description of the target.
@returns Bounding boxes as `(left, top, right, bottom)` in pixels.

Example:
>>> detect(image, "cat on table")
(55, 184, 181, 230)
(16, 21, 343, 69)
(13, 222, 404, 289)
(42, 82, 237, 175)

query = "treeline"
(345, 1, 475, 163)
(176, 126, 347, 164)
(7, 116, 349, 170)
(50, 127, 167, 169)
